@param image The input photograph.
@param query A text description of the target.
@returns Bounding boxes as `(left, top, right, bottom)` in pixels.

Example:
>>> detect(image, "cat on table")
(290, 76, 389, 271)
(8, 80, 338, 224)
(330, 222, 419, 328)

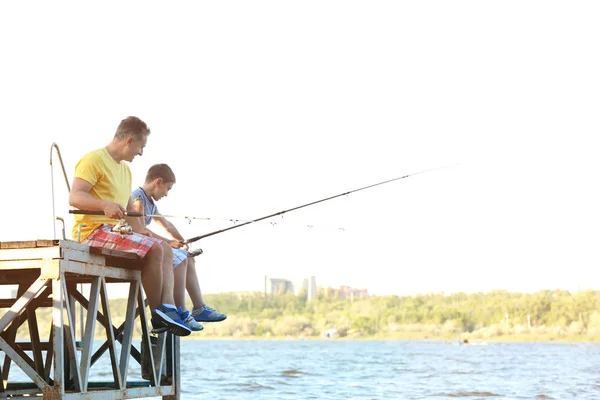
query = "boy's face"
(153, 179, 174, 201)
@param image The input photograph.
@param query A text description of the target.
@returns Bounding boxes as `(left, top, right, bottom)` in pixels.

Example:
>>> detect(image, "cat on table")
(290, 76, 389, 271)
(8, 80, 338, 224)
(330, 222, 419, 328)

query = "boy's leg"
(171, 249, 203, 332)
(174, 258, 188, 308)
(185, 257, 205, 309)
(187, 257, 227, 323)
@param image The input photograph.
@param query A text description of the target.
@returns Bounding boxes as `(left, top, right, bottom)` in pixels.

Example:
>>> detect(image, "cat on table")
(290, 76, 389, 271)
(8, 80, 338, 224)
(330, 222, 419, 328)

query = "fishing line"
(181, 164, 454, 244)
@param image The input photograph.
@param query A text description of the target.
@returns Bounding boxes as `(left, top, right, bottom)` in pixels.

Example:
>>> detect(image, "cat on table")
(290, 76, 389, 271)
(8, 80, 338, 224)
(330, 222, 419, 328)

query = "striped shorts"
(172, 248, 189, 268)
(83, 224, 159, 259)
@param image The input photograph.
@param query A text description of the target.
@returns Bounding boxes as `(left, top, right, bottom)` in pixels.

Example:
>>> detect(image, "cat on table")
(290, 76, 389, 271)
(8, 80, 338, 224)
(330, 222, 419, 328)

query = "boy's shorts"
(83, 224, 159, 259)
(172, 248, 189, 268)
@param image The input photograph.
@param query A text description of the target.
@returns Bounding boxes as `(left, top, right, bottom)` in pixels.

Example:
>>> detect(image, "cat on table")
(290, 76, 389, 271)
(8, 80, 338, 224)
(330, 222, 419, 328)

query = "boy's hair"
(114, 116, 151, 140)
(145, 164, 176, 184)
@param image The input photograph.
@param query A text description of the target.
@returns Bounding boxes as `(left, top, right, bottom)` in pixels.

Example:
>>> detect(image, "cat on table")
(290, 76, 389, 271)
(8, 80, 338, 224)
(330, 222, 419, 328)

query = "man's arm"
(69, 177, 125, 219)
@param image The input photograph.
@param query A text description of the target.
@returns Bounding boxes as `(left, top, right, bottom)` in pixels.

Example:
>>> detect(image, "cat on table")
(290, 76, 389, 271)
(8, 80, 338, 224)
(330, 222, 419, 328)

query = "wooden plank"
(0, 260, 45, 271)
(36, 240, 59, 247)
(0, 241, 37, 249)
(0, 269, 43, 285)
(0, 240, 59, 249)
(0, 298, 52, 308)
(89, 246, 140, 261)
(60, 384, 174, 400)
(0, 247, 60, 261)
(63, 260, 140, 281)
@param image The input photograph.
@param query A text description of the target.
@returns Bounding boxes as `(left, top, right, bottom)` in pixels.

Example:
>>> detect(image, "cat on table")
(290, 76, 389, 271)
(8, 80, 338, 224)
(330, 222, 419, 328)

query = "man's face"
(154, 179, 174, 201)
(125, 136, 147, 162)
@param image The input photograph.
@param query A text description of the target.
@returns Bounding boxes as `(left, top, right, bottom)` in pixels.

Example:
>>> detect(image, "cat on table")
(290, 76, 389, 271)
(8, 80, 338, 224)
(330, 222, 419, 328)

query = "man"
(69, 116, 191, 336)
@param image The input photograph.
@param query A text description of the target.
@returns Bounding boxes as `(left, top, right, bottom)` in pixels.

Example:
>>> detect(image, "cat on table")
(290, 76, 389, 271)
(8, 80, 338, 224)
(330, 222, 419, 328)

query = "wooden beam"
(80, 277, 100, 392)
(0, 278, 50, 332)
(52, 277, 64, 396)
(99, 277, 123, 390)
(61, 279, 82, 392)
(119, 280, 139, 384)
(0, 337, 46, 390)
(26, 307, 45, 378)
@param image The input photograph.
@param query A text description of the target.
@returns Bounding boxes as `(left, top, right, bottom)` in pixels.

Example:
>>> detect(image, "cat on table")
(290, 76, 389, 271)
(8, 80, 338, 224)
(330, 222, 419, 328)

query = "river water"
(5, 339, 600, 399)
(162, 339, 600, 399)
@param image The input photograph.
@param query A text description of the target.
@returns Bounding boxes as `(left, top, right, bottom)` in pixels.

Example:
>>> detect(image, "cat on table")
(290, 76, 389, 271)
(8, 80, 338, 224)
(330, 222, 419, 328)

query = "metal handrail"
(50, 143, 71, 239)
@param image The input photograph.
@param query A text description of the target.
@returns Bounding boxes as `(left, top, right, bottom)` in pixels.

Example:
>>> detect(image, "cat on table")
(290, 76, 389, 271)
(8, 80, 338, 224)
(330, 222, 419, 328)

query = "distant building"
(266, 278, 294, 296)
(337, 286, 369, 301)
(302, 276, 317, 301)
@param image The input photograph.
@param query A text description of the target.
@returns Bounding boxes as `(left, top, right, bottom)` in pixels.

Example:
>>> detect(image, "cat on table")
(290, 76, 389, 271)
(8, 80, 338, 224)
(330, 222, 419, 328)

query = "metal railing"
(50, 142, 71, 240)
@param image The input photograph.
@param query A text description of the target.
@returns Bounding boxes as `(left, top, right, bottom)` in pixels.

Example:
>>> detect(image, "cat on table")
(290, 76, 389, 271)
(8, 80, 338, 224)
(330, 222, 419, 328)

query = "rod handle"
(69, 210, 144, 217)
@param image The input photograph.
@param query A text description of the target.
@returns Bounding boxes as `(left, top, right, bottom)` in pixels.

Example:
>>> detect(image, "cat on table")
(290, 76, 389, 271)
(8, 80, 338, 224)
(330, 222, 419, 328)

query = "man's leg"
(141, 241, 164, 310)
(159, 242, 176, 305)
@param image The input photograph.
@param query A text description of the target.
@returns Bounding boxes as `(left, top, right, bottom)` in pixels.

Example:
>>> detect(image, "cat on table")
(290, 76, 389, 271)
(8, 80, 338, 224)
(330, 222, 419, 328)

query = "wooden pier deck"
(0, 240, 180, 399)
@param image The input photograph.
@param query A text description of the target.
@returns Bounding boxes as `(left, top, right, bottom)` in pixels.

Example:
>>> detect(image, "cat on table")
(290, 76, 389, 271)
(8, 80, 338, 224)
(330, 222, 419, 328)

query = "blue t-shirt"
(131, 187, 157, 226)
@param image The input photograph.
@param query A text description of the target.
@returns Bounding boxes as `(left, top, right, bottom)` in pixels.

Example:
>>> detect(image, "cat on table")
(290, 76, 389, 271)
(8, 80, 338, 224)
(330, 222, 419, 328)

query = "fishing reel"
(111, 219, 133, 235)
(188, 248, 203, 257)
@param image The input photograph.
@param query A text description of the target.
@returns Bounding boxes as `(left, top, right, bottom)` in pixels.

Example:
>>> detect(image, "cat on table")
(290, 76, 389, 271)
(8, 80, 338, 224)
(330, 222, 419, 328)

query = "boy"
(131, 164, 227, 331)
(69, 116, 192, 336)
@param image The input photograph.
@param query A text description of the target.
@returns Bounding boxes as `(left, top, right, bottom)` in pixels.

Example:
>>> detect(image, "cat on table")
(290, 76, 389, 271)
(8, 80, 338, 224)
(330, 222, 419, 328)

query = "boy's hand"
(168, 240, 182, 249)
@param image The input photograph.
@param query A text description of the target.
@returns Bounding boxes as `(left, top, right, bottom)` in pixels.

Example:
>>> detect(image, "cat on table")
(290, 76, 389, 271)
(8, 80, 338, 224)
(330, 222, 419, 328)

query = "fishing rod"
(70, 165, 453, 245)
(181, 165, 451, 245)
(68, 209, 206, 257)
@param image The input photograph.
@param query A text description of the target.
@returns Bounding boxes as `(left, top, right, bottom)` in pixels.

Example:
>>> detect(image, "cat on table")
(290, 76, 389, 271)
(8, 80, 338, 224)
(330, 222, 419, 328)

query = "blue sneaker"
(150, 317, 168, 334)
(152, 305, 192, 336)
(178, 307, 204, 332)
(191, 304, 227, 323)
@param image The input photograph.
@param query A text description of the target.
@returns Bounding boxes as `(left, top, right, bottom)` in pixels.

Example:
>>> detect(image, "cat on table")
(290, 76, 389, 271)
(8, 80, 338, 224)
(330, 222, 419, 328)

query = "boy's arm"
(127, 198, 153, 236)
(130, 199, 182, 247)
(153, 214, 185, 243)
(70, 178, 125, 219)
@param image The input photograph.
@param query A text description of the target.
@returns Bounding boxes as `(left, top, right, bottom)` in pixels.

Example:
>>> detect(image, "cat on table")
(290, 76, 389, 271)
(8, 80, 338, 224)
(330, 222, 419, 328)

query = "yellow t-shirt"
(71, 147, 132, 241)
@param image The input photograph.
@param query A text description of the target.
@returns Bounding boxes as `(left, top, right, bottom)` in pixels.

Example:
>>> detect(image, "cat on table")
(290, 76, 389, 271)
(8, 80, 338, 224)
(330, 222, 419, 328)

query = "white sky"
(1, 1, 599, 297)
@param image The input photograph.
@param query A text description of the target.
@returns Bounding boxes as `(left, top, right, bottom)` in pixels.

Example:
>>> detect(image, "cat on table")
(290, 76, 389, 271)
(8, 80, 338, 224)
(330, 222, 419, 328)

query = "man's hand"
(103, 202, 125, 219)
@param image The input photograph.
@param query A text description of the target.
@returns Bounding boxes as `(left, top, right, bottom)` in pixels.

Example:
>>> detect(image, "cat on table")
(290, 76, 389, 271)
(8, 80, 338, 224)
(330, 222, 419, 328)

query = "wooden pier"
(0, 240, 180, 399)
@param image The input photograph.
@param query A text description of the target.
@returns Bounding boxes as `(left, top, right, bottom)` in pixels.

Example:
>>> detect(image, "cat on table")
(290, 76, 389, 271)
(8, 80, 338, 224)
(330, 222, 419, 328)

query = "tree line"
(12, 289, 600, 341)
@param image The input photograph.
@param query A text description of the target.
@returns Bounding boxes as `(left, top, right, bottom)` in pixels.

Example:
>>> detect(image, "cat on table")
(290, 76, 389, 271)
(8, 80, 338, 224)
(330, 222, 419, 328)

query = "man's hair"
(114, 116, 151, 140)
(145, 164, 176, 184)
